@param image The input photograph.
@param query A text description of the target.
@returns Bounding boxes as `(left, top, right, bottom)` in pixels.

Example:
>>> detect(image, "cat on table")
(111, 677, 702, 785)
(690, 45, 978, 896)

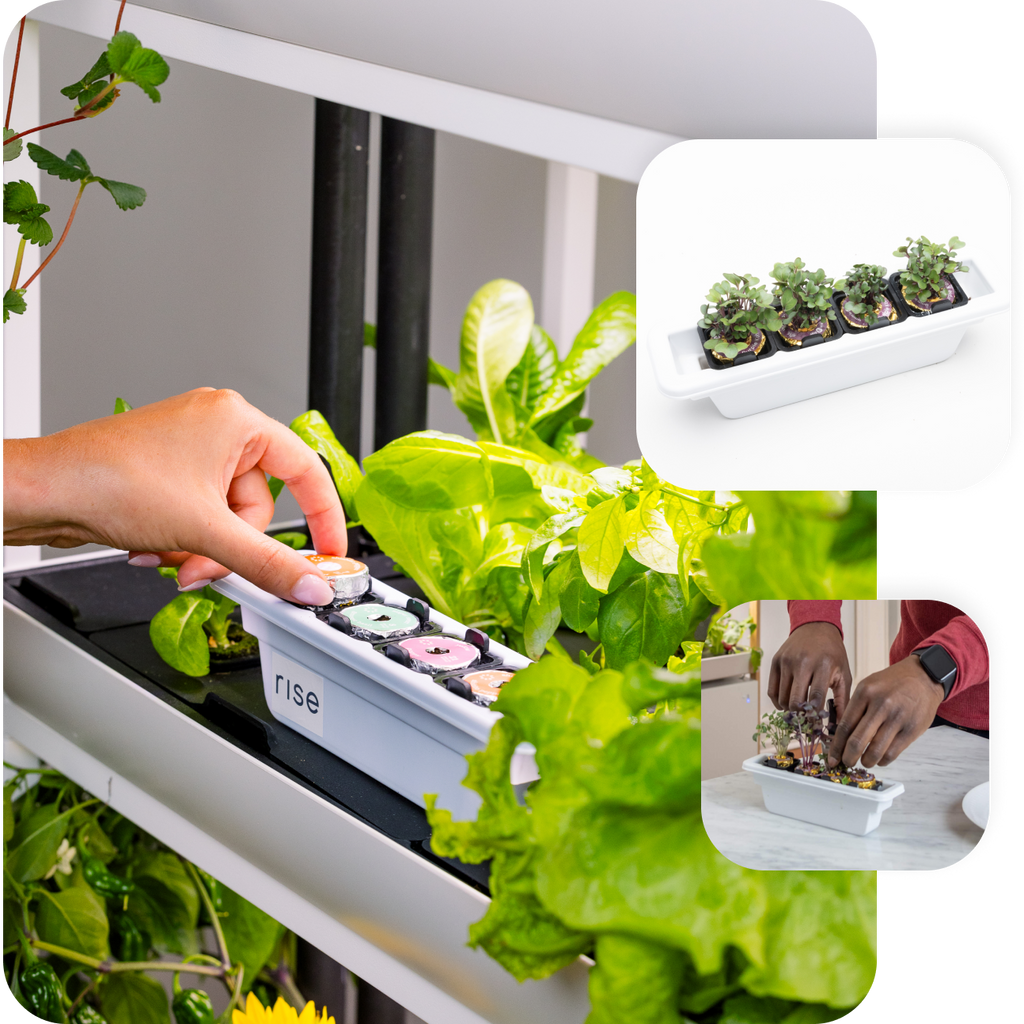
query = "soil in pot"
(698, 324, 778, 370)
(774, 300, 845, 351)
(793, 761, 829, 779)
(209, 620, 261, 670)
(890, 271, 969, 317)
(833, 286, 903, 333)
(765, 752, 797, 771)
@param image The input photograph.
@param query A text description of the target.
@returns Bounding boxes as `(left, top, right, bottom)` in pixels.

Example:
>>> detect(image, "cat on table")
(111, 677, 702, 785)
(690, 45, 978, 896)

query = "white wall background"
(12, 22, 638, 549)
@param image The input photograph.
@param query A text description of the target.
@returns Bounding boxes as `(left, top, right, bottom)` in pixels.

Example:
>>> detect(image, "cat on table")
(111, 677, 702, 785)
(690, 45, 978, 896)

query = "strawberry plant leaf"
(105, 30, 141, 73)
(61, 51, 112, 98)
(95, 177, 146, 210)
(3, 180, 52, 245)
(115, 39, 170, 103)
(2, 127, 22, 161)
(28, 143, 91, 181)
(3, 288, 27, 322)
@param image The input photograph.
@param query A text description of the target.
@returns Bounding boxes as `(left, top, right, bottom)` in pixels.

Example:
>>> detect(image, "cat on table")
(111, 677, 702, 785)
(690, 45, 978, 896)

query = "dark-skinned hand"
(768, 621, 853, 720)
(828, 655, 945, 768)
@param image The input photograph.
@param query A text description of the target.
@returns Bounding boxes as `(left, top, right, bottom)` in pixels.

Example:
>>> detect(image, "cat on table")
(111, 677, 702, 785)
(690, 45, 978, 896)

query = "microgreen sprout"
(698, 273, 782, 362)
(835, 263, 891, 325)
(783, 702, 829, 769)
(893, 235, 968, 309)
(771, 258, 837, 334)
(753, 710, 793, 760)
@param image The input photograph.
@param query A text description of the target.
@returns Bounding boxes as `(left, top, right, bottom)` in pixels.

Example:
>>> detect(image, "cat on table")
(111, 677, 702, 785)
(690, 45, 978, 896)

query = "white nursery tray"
(742, 755, 905, 836)
(212, 573, 536, 818)
(648, 260, 1006, 418)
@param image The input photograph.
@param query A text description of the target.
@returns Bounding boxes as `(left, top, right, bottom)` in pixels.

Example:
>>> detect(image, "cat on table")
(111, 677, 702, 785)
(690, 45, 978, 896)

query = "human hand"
(768, 621, 853, 719)
(3, 388, 346, 605)
(827, 655, 944, 768)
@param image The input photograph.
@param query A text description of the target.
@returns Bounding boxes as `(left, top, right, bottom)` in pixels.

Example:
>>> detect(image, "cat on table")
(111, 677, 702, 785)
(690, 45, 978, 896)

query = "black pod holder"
(698, 323, 779, 370)
(889, 272, 969, 318)
(832, 285, 904, 334)
(326, 597, 439, 643)
(773, 298, 846, 351)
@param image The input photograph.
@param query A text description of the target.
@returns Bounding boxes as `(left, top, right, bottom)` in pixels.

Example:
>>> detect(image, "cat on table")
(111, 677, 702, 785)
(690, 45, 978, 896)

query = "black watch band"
(914, 644, 958, 701)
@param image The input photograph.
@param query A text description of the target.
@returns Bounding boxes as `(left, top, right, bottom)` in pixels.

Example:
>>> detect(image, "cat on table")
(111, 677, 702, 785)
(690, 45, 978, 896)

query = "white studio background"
(636, 138, 1010, 490)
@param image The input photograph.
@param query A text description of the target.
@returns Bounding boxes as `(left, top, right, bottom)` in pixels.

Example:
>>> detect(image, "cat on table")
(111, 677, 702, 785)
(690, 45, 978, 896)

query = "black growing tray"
(889, 271, 969, 318)
(698, 323, 779, 370)
(773, 297, 846, 351)
(832, 284, 905, 334)
(3, 550, 491, 894)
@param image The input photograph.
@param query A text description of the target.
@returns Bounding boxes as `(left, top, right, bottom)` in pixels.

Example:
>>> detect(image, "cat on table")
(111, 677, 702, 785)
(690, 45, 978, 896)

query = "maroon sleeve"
(788, 600, 843, 638)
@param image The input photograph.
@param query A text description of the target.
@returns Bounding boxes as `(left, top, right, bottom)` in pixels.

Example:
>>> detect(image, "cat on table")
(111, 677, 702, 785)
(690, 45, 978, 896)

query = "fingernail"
(291, 573, 334, 606)
(128, 554, 162, 568)
(178, 578, 213, 592)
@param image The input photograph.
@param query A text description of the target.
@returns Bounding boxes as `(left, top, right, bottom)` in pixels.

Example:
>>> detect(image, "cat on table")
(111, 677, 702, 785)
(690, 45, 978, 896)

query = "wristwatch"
(914, 644, 958, 700)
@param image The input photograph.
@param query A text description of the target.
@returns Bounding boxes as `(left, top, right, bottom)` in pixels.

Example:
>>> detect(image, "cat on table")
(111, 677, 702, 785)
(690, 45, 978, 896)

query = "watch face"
(920, 645, 957, 688)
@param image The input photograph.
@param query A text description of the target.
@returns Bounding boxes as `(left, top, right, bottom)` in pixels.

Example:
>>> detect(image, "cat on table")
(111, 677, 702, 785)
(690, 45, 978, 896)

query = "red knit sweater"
(787, 601, 989, 731)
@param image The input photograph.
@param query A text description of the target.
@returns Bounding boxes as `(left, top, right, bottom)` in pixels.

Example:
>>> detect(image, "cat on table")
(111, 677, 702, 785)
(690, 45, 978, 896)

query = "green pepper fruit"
(72, 1006, 109, 1023)
(81, 854, 135, 897)
(20, 961, 65, 1022)
(172, 987, 215, 1024)
(111, 911, 149, 962)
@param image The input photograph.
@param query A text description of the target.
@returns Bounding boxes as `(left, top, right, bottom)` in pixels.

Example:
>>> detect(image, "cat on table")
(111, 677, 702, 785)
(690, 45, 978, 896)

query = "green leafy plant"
(753, 710, 794, 760)
(698, 274, 782, 362)
(704, 612, 762, 672)
(770, 258, 837, 337)
(835, 263, 892, 326)
(2, 5, 167, 322)
(893, 235, 967, 309)
(426, 658, 876, 1023)
(427, 280, 635, 468)
(3, 764, 306, 1023)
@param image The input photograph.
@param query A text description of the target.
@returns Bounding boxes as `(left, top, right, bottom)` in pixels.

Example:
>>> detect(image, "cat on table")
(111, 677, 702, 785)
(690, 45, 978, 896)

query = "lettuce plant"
(426, 658, 876, 1022)
(893, 235, 967, 308)
(698, 274, 781, 362)
(427, 280, 635, 469)
(771, 258, 837, 335)
(3, 6, 168, 323)
(704, 612, 762, 672)
(835, 263, 892, 326)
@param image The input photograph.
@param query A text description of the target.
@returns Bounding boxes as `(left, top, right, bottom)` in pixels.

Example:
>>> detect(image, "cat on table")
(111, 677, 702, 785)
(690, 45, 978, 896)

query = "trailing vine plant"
(3, 2, 169, 322)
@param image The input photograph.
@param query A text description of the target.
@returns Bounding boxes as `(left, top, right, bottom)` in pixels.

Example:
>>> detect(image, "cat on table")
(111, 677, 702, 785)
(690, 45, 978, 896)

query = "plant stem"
(31, 940, 104, 969)
(6, 17, 26, 129)
(184, 859, 232, 972)
(660, 484, 734, 512)
(226, 963, 245, 1015)
(67, 978, 97, 1016)
(3, 115, 87, 146)
(115, 0, 127, 35)
(109, 960, 225, 977)
(76, 80, 118, 115)
(10, 238, 26, 290)
(22, 181, 87, 290)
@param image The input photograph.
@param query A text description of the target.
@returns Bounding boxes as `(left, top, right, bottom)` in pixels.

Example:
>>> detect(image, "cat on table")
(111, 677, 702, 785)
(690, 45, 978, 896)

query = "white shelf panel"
(3, 600, 590, 1024)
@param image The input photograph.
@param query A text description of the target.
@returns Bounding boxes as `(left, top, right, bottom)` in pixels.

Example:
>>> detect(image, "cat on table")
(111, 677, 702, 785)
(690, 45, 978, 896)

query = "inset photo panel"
(701, 600, 988, 870)
(637, 139, 1010, 491)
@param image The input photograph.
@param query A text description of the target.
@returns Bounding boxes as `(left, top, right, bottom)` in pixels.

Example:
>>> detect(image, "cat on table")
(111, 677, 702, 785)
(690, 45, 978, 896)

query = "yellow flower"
(232, 992, 334, 1024)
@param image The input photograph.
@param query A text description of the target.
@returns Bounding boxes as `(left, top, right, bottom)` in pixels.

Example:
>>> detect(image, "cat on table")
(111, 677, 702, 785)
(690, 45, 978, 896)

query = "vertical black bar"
(295, 938, 349, 1022)
(357, 979, 407, 1024)
(308, 100, 370, 457)
(374, 118, 435, 449)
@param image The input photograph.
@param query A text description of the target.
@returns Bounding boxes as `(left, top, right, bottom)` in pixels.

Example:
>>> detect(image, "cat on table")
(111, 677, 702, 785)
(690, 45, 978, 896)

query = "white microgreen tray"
(648, 259, 1006, 418)
(212, 572, 536, 818)
(742, 754, 905, 836)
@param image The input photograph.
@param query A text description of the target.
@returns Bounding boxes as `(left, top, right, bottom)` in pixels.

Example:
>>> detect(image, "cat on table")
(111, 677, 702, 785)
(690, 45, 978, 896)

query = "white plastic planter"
(700, 651, 752, 682)
(742, 755, 904, 836)
(212, 573, 536, 818)
(648, 259, 1006, 418)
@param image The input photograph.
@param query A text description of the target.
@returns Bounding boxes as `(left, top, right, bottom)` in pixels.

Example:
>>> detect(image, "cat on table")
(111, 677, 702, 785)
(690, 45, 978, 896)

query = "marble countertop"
(701, 725, 988, 870)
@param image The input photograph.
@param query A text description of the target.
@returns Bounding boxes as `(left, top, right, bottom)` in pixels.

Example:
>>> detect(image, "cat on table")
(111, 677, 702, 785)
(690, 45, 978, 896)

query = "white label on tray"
(269, 652, 324, 737)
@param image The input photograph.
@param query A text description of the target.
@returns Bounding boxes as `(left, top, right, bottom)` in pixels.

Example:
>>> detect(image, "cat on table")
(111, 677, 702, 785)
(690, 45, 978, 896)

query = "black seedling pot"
(833, 284, 904, 334)
(774, 298, 845, 351)
(765, 752, 797, 771)
(889, 271, 968, 318)
(698, 323, 779, 370)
